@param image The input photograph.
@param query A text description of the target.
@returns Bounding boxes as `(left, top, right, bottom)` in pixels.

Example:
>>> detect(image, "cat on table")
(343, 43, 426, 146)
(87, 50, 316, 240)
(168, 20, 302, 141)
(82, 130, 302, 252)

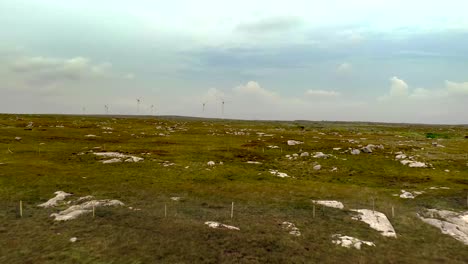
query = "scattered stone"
(312, 200, 344, 210)
(395, 154, 407, 160)
(94, 152, 144, 164)
(313, 152, 329, 159)
(351, 149, 361, 155)
(70, 237, 77, 243)
(333, 148, 342, 151)
(351, 209, 397, 238)
(38, 191, 72, 208)
(313, 165, 322, 171)
(418, 209, 468, 245)
(268, 145, 280, 149)
(400, 159, 428, 168)
(281, 222, 301, 236)
(429, 187, 450, 190)
(102, 158, 122, 164)
(50, 199, 124, 221)
(14, 137, 22, 141)
(205, 221, 240, 231)
(361, 146, 373, 153)
(246, 161, 262, 164)
(170, 197, 182, 201)
(407, 161, 428, 168)
(361, 144, 383, 153)
(124, 156, 144, 163)
(207, 161, 216, 166)
(287, 140, 303, 146)
(332, 234, 375, 250)
(269, 169, 290, 178)
(400, 190, 415, 199)
(85, 134, 98, 137)
(76, 196, 94, 203)
(300, 152, 309, 157)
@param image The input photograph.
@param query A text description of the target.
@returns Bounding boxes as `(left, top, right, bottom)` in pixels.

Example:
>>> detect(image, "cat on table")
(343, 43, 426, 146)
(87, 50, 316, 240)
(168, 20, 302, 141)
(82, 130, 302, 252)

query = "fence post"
(231, 202, 234, 219)
(19, 201, 23, 218)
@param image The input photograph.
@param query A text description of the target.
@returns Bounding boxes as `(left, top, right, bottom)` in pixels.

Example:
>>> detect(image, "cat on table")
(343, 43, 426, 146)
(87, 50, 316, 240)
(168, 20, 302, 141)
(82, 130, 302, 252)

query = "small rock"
(313, 165, 322, 171)
(400, 190, 415, 199)
(361, 145, 373, 153)
(281, 222, 301, 236)
(313, 152, 329, 159)
(287, 140, 303, 146)
(70, 237, 77, 243)
(351, 149, 361, 155)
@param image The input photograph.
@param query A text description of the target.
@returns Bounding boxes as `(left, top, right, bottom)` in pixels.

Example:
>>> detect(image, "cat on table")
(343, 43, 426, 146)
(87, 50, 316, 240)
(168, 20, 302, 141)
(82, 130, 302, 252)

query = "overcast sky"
(1, 0, 468, 123)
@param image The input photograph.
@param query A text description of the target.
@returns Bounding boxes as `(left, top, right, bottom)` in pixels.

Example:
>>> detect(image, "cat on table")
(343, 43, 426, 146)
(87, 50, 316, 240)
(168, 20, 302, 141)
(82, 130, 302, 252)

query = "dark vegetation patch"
(426, 133, 450, 139)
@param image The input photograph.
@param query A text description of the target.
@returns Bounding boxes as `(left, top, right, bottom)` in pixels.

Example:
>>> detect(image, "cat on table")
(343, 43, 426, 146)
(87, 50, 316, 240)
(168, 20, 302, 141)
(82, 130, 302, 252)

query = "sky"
(1, 0, 468, 124)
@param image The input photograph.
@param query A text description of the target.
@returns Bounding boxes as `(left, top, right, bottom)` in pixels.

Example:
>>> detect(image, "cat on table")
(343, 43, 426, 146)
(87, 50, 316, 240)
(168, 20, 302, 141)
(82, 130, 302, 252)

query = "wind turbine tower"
(136, 98, 141, 114)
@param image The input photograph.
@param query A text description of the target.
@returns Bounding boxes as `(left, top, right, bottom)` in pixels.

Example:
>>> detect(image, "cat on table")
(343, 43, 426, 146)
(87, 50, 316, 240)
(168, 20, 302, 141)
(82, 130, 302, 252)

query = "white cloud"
(445, 80, 468, 95)
(389, 76, 409, 97)
(305, 89, 341, 97)
(233, 81, 278, 99)
(10, 55, 115, 83)
(337, 62, 352, 74)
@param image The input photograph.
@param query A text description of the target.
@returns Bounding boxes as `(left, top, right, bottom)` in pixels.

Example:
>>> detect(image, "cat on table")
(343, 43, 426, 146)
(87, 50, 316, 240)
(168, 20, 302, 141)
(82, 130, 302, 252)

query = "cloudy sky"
(1, 0, 468, 123)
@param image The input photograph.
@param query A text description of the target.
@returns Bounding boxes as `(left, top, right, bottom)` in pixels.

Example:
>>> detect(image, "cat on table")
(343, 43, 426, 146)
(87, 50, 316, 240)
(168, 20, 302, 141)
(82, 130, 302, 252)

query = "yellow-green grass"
(0, 114, 467, 263)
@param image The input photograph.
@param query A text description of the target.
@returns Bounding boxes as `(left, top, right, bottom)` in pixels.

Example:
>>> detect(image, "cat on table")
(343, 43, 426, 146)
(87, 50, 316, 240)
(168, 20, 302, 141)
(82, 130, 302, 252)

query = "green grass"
(0, 114, 467, 263)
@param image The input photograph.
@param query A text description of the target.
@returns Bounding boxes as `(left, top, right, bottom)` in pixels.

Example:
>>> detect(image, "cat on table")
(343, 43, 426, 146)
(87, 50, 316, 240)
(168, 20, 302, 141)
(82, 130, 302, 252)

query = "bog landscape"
(0, 114, 467, 263)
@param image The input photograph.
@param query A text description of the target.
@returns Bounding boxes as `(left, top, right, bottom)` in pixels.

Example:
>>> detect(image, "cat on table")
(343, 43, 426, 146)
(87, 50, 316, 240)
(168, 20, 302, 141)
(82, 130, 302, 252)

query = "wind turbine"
(222, 99, 225, 116)
(136, 98, 142, 114)
(82, 107, 86, 115)
(104, 105, 109, 115)
(202, 102, 207, 113)
(220, 98, 231, 116)
(151, 104, 155, 115)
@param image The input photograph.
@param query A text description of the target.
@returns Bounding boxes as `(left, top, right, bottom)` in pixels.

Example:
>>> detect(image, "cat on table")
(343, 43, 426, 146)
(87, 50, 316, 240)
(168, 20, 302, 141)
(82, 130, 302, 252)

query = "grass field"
(0, 114, 467, 263)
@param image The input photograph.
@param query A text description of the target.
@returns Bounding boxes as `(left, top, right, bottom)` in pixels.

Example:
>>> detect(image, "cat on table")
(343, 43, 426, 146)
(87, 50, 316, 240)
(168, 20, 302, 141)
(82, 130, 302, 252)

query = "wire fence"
(3, 197, 433, 224)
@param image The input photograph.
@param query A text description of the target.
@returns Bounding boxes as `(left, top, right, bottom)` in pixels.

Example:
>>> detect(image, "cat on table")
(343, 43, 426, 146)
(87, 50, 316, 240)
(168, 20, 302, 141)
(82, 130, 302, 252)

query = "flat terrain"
(0, 114, 467, 263)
